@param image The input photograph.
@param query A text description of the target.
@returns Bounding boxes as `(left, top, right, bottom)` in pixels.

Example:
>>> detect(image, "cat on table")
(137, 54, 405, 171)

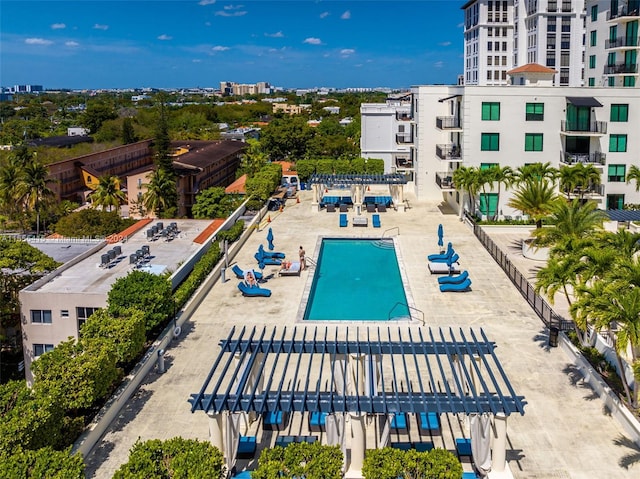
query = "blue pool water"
(303, 238, 410, 321)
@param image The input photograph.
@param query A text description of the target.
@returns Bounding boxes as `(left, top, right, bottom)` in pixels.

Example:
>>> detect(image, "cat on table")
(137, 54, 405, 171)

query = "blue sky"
(1, 1, 464, 90)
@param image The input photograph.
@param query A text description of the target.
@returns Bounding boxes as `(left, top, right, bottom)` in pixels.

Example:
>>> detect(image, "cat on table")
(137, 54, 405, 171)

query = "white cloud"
(304, 37, 322, 45)
(25, 38, 53, 45)
(320, 12, 329, 19)
(265, 31, 284, 38)
(215, 10, 247, 17)
(212, 45, 230, 51)
(341, 10, 351, 20)
(433, 61, 444, 68)
(438, 41, 452, 47)
(198, 0, 216, 5)
(224, 4, 244, 9)
(93, 24, 109, 30)
(340, 48, 355, 56)
(192, 59, 202, 62)
(65, 41, 79, 47)
(51, 23, 66, 30)
(158, 34, 173, 41)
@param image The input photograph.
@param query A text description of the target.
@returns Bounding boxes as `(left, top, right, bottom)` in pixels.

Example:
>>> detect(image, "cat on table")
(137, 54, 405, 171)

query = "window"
(590, 30, 597, 47)
(591, 4, 598, 21)
(608, 164, 626, 182)
(611, 104, 629, 122)
(526, 103, 544, 121)
(607, 194, 625, 210)
(31, 310, 52, 324)
(61, 310, 69, 317)
(609, 134, 628, 152)
(589, 55, 596, 69)
(481, 102, 500, 120)
(525, 133, 544, 151)
(480, 162, 499, 170)
(77, 307, 100, 331)
(608, 52, 616, 66)
(479, 193, 499, 217)
(609, 76, 616, 87)
(561, 18, 571, 33)
(588, 77, 595, 86)
(481, 133, 500, 151)
(33, 344, 54, 358)
(624, 76, 636, 87)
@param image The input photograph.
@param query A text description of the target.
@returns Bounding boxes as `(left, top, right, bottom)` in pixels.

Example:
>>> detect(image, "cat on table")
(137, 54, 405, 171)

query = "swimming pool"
(301, 238, 412, 321)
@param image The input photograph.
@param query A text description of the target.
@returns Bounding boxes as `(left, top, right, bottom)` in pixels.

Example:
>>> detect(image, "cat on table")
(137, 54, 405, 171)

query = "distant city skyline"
(1, 0, 464, 90)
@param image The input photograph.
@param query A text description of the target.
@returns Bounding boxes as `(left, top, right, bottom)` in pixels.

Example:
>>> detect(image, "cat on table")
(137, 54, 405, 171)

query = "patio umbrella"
(266, 227, 274, 251)
(437, 224, 444, 248)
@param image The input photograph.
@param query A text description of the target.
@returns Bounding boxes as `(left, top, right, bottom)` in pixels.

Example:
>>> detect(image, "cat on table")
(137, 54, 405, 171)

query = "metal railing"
(472, 224, 574, 332)
(605, 36, 639, 49)
(435, 172, 454, 189)
(436, 144, 462, 160)
(560, 120, 607, 134)
(561, 151, 606, 165)
(388, 302, 425, 326)
(435, 116, 461, 129)
(604, 63, 639, 74)
(381, 227, 400, 238)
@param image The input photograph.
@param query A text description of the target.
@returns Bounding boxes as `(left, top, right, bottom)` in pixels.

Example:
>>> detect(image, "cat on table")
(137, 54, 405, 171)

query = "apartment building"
(585, 0, 639, 87)
(462, 0, 586, 86)
(219, 81, 271, 96)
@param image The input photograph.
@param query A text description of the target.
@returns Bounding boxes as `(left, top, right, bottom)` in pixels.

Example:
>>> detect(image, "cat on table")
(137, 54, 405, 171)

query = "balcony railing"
(435, 172, 455, 190)
(435, 116, 461, 129)
(561, 120, 608, 134)
(607, 4, 640, 20)
(395, 133, 413, 144)
(572, 184, 605, 196)
(604, 63, 639, 74)
(561, 152, 606, 165)
(605, 36, 640, 49)
(394, 157, 414, 169)
(436, 144, 462, 160)
(396, 112, 413, 121)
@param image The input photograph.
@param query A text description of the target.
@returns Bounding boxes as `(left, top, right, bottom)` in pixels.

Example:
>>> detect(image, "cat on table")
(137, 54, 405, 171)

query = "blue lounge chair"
(390, 442, 412, 451)
(439, 278, 472, 292)
(254, 252, 282, 267)
(339, 213, 348, 227)
(418, 412, 441, 432)
(428, 243, 454, 261)
(462, 472, 480, 479)
(232, 264, 263, 281)
(414, 442, 434, 452)
(238, 281, 272, 297)
(390, 413, 407, 430)
(456, 437, 472, 456)
(437, 270, 469, 285)
(258, 244, 285, 259)
(237, 436, 257, 458)
(309, 411, 327, 430)
(430, 253, 459, 264)
(372, 214, 381, 228)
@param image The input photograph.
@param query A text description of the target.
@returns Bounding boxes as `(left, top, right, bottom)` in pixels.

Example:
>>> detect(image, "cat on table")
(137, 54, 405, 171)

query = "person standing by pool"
(299, 246, 306, 270)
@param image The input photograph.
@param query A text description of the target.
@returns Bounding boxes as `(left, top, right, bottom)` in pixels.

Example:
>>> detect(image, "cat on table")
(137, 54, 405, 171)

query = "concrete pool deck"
(84, 190, 640, 479)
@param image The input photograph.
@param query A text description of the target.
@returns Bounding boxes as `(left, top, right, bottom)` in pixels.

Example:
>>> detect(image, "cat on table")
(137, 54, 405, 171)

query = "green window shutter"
(610, 134, 628, 152)
(591, 5, 598, 21)
(611, 104, 629, 122)
(609, 25, 617, 42)
(589, 55, 596, 69)
(590, 30, 597, 47)
(588, 78, 595, 86)
(609, 76, 616, 87)
(623, 76, 636, 87)
(608, 52, 616, 65)
(479, 193, 499, 216)
(526, 103, 544, 120)
(482, 103, 491, 120)
(608, 164, 626, 181)
(480, 162, 498, 170)
(525, 134, 543, 151)
(482, 102, 500, 120)
(481, 134, 499, 151)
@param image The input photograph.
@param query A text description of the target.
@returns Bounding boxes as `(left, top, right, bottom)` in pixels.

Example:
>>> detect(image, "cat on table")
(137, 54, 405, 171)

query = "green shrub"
(246, 198, 264, 211)
(363, 447, 462, 479)
(253, 442, 343, 479)
(0, 446, 84, 478)
(81, 308, 146, 366)
(217, 220, 244, 244)
(173, 242, 221, 310)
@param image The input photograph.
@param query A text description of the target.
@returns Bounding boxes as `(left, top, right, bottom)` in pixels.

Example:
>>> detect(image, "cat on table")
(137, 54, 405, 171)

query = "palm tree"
(489, 165, 514, 220)
(90, 175, 127, 213)
(626, 164, 640, 192)
(558, 165, 580, 200)
(507, 178, 559, 229)
(143, 168, 177, 218)
(0, 158, 25, 223)
(514, 162, 558, 185)
(532, 199, 606, 247)
(17, 159, 55, 235)
(452, 166, 481, 218)
(572, 163, 602, 201)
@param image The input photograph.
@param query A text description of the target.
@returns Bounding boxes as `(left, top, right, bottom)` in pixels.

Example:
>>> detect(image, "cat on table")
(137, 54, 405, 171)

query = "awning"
(189, 326, 527, 417)
(308, 173, 408, 186)
(605, 209, 640, 222)
(566, 97, 603, 107)
(439, 94, 463, 103)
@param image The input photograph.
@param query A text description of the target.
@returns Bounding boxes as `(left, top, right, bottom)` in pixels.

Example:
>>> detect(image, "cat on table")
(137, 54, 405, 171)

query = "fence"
(472, 223, 574, 332)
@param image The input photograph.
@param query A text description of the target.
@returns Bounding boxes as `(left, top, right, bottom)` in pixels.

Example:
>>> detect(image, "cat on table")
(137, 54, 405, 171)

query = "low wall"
(72, 208, 263, 459)
(559, 332, 640, 448)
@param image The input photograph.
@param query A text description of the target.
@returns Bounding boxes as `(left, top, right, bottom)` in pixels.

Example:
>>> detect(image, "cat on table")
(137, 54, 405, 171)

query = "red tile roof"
(225, 174, 247, 194)
(193, 219, 225, 244)
(106, 218, 153, 244)
(507, 63, 557, 74)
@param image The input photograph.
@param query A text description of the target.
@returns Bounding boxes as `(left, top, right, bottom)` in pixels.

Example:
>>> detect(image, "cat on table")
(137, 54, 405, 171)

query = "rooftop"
(31, 219, 215, 296)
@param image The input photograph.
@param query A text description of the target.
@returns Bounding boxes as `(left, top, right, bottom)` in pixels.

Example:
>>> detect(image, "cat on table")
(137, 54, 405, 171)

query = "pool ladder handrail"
(381, 227, 400, 238)
(305, 257, 317, 269)
(388, 302, 425, 326)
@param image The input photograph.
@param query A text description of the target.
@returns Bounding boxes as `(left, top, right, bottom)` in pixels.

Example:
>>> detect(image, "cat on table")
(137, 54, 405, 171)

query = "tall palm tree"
(90, 175, 127, 213)
(476, 167, 496, 219)
(626, 164, 640, 191)
(489, 165, 514, 220)
(452, 166, 480, 217)
(17, 160, 55, 235)
(532, 199, 606, 247)
(142, 168, 177, 218)
(558, 165, 581, 200)
(507, 178, 559, 229)
(572, 163, 602, 201)
(514, 162, 558, 186)
(0, 158, 25, 223)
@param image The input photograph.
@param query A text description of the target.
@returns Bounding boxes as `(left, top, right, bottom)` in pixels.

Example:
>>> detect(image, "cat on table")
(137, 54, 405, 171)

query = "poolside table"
(352, 216, 368, 227)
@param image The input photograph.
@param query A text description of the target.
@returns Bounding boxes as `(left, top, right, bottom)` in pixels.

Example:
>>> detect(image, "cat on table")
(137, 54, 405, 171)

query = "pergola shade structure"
(189, 326, 526, 417)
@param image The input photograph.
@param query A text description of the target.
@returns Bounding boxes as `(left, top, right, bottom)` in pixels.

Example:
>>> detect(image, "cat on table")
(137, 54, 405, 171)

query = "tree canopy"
(52, 209, 135, 238)
(192, 187, 243, 219)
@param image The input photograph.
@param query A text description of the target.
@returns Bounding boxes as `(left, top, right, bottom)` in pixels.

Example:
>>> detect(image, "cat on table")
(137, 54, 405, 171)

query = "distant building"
(12, 84, 43, 93)
(272, 103, 311, 115)
(131, 94, 151, 102)
(67, 127, 89, 136)
(220, 127, 260, 142)
(219, 81, 271, 96)
(323, 106, 340, 114)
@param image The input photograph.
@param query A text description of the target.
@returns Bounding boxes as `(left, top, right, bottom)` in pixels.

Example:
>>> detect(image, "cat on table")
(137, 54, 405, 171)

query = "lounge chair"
(390, 412, 408, 431)
(462, 472, 480, 479)
(377, 204, 387, 212)
(237, 436, 257, 458)
(437, 270, 469, 285)
(428, 262, 461, 274)
(366, 203, 376, 213)
(254, 252, 282, 267)
(429, 253, 460, 264)
(263, 411, 289, 430)
(439, 278, 472, 292)
(372, 214, 381, 228)
(414, 442, 434, 452)
(309, 411, 327, 431)
(428, 244, 454, 261)
(326, 204, 336, 212)
(339, 203, 348, 212)
(418, 412, 441, 432)
(390, 442, 412, 451)
(455, 437, 472, 456)
(279, 261, 301, 276)
(258, 244, 285, 259)
(238, 281, 272, 297)
(232, 264, 263, 281)
(339, 213, 348, 227)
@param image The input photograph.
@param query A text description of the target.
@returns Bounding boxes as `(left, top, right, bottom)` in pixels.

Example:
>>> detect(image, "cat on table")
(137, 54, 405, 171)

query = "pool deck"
(84, 190, 640, 479)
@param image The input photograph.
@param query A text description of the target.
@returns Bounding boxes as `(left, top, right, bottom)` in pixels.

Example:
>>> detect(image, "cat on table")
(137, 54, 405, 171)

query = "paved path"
(84, 192, 640, 478)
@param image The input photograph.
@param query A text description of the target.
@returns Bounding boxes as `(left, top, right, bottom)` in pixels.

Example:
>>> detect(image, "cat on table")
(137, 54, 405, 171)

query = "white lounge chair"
(428, 262, 461, 274)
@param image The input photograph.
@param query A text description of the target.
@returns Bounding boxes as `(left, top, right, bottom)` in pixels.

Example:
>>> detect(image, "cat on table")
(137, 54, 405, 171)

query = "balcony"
(436, 144, 462, 161)
(560, 120, 607, 135)
(395, 133, 413, 144)
(435, 172, 455, 190)
(572, 184, 605, 197)
(394, 156, 414, 169)
(605, 36, 639, 49)
(396, 112, 413, 121)
(604, 63, 639, 74)
(561, 152, 606, 165)
(607, 4, 640, 21)
(436, 116, 462, 130)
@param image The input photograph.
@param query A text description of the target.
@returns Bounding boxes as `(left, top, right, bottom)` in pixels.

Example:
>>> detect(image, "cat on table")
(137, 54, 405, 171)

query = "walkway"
(84, 191, 639, 479)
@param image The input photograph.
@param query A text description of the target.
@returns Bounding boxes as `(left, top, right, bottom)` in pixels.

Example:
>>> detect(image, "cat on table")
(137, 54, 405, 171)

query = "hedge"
(173, 241, 222, 310)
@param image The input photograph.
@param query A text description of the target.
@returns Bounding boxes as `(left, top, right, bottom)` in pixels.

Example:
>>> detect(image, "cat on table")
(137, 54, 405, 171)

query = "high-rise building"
(462, 0, 586, 86)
